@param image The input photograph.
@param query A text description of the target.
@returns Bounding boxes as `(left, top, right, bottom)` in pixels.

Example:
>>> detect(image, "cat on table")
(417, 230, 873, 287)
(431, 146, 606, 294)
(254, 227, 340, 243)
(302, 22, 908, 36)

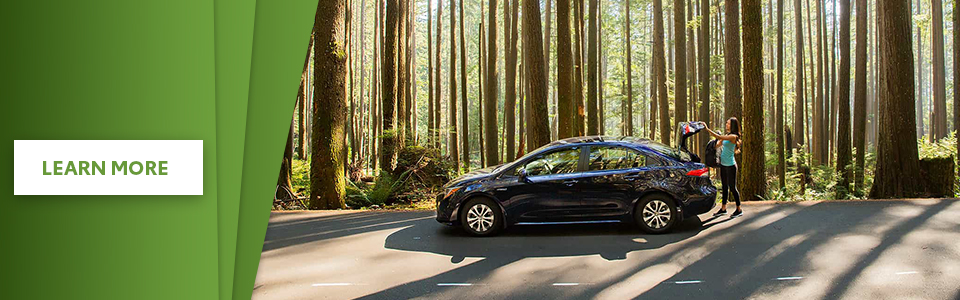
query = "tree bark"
(587, 0, 600, 135)
(524, 0, 552, 151)
(448, 0, 459, 168)
(777, 0, 786, 189)
(428, 0, 435, 148)
(310, 0, 347, 209)
(459, 0, 469, 169)
(485, 0, 500, 165)
(558, 0, 575, 139)
(505, 0, 519, 161)
(379, 0, 400, 172)
(741, 0, 766, 201)
(955, 0, 960, 164)
(870, 0, 923, 199)
(836, 0, 852, 195)
(674, 0, 687, 127)
(625, 0, 634, 136)
(575, 0, 586, 136)
(853, 0, 868, 192)
(479, 21, 487, 167)
(655, 0, 670, 144)
(930, 0, 947, 140)
(794, 0, 806, 152)
(698, 0, 710, 155)
(724, 0, 742, 122)
(915, 0, 924, 139)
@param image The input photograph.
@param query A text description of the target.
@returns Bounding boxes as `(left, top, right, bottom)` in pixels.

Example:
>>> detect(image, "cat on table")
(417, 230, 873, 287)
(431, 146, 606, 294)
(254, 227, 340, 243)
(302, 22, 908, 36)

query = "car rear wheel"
(460, 198, 503, 236)
(634, 194, 678, 234)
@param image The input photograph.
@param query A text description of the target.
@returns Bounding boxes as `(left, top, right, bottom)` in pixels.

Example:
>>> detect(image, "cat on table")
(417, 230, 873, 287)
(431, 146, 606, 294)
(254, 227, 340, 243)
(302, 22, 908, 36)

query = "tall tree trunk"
(524, 0, 552, 150)
(777, 0, 786, 188)
(742, 0, 766, 201)
(479, 22, 487, 167)
(279, 114, 295, 194)
(824, 0, 838, 165)
(651, 38, 659, 140)
(311, 0, 347, 209)
(505, 0, 519, 161)
(485, 0, 500, 165)
(379, 0, 400, 171)
(406, 0, 416, 143)
(459, 0, 469, 169)
(397, 0, 408, 151)
(548, 0, 553, 94)
(794, 0, 806, 152)
(625, 0, 634, 136)
(724, 0, 742, 122)
(806, 0, 816, 153)
(915, 0, 923, 138)
(955, 0, 960, 165)
(558, 0, 575, 138)
(587, 0, 600, 135)
(435, 0, 443, 150)
(813, 0, 825, 165)
(674, 0, 687, 127)
(428, 0, 435, 148)
(853, 0, 868, 193)
(836, 0, 852, 195)
(870, 0, 923, 198)
(698, 0, 710, 155)
(687, 0, 696, 134)
(448, 0, 460, 168)
(575, 0, 586, 135)
(297, 47, 308, 160)
(930, 0, 947, 140)
(655, 0, 670, 144)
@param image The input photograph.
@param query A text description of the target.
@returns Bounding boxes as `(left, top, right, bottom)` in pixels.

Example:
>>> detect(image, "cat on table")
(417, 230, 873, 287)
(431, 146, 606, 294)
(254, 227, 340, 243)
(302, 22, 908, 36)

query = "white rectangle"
(14, 140, 204, 195)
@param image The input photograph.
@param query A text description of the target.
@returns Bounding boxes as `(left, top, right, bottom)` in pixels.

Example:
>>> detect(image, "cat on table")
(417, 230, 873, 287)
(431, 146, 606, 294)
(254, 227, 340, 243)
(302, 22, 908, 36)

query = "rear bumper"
(682, 185, 718, 218)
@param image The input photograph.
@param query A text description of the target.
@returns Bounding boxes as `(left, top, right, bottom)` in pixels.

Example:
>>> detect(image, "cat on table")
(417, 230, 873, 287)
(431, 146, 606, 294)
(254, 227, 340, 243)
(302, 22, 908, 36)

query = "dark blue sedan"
(436, 132, 717, 236)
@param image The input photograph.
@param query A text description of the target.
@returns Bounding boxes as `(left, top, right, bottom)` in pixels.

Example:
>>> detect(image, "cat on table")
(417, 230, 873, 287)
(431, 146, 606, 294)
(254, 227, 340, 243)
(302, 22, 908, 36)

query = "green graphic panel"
(0, 1, 219, 299)
(232, 0, 319, 299)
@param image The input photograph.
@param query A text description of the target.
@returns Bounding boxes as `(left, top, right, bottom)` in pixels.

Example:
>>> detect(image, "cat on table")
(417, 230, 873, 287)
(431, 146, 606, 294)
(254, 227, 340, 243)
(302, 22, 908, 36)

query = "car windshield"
(492, 143, 556, 173)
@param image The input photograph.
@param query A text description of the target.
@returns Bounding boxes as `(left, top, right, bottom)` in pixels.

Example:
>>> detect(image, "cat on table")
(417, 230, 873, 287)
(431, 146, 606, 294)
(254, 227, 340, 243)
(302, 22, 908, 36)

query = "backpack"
(704, 139, 721, 168)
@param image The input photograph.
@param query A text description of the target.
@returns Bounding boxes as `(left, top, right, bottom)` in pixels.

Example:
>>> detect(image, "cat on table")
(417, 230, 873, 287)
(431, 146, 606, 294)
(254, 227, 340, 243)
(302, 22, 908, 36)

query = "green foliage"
(291, 159, 310, 198)
(918, 133, 957, 160)
(346, 170, 413, 208)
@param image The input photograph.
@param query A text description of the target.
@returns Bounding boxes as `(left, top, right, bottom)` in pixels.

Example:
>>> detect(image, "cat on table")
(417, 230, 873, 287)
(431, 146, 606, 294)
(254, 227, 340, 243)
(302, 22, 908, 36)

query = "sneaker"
(713, 209, 728, 216)
(731, 210, 743, 218)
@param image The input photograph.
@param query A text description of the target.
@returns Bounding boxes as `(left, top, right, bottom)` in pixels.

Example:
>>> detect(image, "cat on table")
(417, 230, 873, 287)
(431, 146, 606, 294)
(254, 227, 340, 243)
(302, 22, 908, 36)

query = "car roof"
(546, 135, 666, 148)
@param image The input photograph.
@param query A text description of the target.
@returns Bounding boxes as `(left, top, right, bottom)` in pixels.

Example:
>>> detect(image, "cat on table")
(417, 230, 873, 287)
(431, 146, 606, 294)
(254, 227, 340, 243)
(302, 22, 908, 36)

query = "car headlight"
(443, 186, 463, 199)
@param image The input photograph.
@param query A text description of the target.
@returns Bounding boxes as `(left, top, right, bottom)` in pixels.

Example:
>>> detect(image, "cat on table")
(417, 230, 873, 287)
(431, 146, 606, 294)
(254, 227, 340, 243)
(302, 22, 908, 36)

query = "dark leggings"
(720, 165, 741, 207)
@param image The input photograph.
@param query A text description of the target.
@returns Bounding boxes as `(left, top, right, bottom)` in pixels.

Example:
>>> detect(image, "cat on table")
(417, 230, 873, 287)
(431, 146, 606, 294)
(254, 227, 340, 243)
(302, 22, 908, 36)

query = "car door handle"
(562, 179, 579, 186)
(624, 174, 641, 181)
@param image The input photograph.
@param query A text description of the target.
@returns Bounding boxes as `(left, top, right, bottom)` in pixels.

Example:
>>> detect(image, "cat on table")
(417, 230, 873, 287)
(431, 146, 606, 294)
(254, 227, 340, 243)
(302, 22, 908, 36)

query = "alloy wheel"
(642, 199, 672, 229)
(466, 203, 495, 233)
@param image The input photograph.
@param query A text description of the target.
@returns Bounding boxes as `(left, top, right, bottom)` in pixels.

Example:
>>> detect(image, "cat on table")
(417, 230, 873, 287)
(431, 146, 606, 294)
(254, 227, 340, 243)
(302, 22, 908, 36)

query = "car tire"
(634, 194, 679, 234)
(459, 198, 503, 236)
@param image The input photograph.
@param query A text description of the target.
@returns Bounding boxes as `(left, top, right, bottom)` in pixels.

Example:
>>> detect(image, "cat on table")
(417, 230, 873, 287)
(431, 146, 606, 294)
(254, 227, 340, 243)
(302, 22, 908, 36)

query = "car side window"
(587, 146, 646, 171)
(515, 147, 581, 177)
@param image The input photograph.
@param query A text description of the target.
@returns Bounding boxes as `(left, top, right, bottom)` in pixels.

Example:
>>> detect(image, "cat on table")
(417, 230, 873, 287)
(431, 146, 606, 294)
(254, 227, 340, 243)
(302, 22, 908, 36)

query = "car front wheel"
(635, 194, 678, 234)
(459, 198, 503, 236)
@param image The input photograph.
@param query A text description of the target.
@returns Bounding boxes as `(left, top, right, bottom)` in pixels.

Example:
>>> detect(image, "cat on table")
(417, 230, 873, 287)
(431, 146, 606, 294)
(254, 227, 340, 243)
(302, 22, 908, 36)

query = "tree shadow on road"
(352, 200, 958, 299)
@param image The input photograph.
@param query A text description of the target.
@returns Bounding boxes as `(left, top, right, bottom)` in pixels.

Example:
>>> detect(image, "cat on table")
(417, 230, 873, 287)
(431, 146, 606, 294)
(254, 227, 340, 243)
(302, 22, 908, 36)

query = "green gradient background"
(0, 0, 317, 299)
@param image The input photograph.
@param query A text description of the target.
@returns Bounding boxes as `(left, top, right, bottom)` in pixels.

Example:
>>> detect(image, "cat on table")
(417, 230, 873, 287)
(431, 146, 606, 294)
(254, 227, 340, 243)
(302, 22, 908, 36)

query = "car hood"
(444, 165, 500, 188)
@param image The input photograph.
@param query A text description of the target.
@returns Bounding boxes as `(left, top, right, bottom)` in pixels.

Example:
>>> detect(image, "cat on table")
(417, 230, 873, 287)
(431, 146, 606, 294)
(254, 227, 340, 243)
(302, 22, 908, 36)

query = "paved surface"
(254, 199, 960, 300)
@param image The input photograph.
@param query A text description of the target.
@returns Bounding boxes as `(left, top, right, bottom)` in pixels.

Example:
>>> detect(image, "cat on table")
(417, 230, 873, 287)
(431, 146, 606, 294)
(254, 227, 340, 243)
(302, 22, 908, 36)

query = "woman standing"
(699, 118, 743, 217)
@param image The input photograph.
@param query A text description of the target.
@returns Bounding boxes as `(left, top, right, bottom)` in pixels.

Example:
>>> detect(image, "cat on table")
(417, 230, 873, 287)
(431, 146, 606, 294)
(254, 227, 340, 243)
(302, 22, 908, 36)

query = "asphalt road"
(254, 199, 960, 300)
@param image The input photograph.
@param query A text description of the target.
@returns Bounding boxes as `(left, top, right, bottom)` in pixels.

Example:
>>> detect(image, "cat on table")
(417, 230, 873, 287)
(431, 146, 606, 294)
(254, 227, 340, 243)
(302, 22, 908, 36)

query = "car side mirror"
(518, 168, 531, 183)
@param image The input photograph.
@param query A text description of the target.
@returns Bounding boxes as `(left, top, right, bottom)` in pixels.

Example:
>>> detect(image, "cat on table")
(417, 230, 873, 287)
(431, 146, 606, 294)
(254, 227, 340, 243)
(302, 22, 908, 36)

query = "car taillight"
(686, 167, 709, 177)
